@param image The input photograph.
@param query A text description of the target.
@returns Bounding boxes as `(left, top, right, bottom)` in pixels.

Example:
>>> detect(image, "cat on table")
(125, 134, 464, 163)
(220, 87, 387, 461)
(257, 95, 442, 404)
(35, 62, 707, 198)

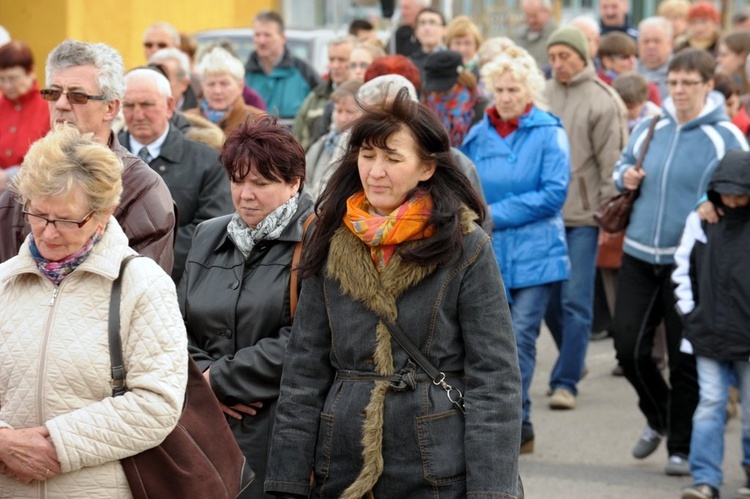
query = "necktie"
(138, 146, 152, 164)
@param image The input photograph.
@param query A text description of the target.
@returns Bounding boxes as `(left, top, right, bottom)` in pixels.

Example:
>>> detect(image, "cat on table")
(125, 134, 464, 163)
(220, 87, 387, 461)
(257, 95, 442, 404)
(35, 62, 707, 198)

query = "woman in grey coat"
(265, 89, 522, 498)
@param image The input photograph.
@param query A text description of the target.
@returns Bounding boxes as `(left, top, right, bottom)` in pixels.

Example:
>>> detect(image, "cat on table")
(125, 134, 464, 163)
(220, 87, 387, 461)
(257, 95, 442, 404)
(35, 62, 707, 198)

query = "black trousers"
(612, 253, 699, 456)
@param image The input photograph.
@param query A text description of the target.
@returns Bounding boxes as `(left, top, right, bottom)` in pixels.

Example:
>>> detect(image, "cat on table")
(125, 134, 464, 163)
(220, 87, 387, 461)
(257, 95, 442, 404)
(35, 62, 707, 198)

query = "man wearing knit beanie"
(543, 24, 629, 414)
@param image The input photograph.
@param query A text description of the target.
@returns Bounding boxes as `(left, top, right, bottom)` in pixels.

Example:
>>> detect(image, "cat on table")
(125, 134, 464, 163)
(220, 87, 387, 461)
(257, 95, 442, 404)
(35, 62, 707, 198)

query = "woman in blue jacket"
(461, 45, 570, 454)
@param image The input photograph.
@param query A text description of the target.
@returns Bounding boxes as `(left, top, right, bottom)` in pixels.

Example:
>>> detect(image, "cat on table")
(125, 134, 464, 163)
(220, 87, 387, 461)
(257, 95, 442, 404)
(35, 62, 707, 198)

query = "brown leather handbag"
(108, 256, 254, 499)
(594, 116, 659, 233)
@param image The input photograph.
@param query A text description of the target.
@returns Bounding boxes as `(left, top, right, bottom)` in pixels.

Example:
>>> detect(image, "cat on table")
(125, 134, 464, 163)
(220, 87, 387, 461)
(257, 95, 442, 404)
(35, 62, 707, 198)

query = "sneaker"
(666, 454, 691, 476)
(520, 426, 534, 454)
(681, 484, 719, 499)
(590, 330, 610, 341)
(632, 424, 663, 459)
(737, 485, 750, 498)
(549, 388, 576, 410)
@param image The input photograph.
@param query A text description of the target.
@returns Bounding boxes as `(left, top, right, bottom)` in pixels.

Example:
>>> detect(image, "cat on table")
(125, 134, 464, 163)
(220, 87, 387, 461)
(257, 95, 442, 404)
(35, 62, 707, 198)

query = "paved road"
(519, 328, 745, 498)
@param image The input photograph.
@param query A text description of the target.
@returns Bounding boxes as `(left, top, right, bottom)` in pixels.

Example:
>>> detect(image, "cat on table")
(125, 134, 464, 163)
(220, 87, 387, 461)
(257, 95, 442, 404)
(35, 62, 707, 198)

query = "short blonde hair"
(446, 16, 483, 51)
(183, 112, 226, 150)
(481, 46, 547, 109)
(477, 36, 517, 68)
(197, 46, 245, 84)
(14, 125, 123, 213)
(657, 0, 690, 19)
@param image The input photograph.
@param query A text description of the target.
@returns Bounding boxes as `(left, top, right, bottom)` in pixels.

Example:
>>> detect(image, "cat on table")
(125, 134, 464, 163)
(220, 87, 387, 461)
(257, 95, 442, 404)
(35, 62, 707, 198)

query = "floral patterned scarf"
(343, 189, 434, 270)
(227, 192, 300, 258)
(29, 224, 105, 286)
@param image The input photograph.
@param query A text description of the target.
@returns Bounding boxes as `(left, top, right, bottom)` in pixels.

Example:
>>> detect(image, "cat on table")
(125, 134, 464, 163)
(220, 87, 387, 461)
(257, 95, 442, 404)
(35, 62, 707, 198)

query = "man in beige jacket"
(543, 26, 629, 411)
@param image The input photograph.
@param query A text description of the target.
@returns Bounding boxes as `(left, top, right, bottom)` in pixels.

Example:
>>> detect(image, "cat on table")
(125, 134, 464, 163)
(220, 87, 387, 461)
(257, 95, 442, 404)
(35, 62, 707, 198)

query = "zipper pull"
(49, 288, 58, 306)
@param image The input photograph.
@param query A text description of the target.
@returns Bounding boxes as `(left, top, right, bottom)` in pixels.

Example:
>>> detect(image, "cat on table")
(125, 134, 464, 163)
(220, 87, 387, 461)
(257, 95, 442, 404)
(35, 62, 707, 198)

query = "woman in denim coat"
(265, 89, 523, 498)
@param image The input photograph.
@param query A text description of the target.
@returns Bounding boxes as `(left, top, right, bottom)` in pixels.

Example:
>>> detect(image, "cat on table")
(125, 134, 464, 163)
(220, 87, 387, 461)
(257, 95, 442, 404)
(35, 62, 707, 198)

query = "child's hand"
(697, 201, 722, 224)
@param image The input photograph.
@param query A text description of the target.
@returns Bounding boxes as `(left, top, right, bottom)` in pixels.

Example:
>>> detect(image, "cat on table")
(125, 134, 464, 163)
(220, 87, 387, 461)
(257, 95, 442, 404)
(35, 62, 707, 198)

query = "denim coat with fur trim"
(265, 211, 523, 499)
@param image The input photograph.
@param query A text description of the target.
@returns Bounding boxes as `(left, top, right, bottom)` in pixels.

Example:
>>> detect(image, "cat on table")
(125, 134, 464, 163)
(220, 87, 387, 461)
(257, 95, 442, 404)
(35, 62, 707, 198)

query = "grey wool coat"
(265, 211, 523, 498)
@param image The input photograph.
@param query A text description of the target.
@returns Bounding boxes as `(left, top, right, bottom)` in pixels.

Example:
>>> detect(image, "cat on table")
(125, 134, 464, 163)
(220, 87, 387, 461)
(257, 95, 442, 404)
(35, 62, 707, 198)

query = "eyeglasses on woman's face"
(23, 208, 96, 232)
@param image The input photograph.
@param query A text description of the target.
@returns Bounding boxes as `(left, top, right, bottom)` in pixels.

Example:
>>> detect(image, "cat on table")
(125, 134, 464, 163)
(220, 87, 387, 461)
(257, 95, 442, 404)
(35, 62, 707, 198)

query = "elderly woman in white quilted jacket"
(0, 125, 188, 497)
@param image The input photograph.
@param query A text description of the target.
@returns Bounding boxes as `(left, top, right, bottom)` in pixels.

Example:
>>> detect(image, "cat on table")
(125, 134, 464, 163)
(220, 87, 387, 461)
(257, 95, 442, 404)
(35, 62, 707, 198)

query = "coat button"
(4, 150, 11, 157)
(159, 165, 166, 172)
(14, 104, 20, 111)
(508, 153, 517, 163)
(220, 328, 233, 339)
(8, 126, 16, 133)
(229, 281, 239, 290)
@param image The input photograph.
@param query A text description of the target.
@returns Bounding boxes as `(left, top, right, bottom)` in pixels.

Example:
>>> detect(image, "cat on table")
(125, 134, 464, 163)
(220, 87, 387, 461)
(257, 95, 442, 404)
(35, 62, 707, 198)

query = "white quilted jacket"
(0, 218, 188, 498)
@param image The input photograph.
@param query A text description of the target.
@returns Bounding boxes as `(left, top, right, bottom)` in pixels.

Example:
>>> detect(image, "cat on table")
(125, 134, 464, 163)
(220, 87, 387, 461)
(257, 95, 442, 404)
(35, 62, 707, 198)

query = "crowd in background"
(1, 0, 750, 497)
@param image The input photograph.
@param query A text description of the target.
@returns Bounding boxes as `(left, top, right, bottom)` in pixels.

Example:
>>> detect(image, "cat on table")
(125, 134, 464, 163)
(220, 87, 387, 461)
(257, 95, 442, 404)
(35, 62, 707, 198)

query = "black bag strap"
(108, 255, 144, 397)
(381, 318, 465, 419)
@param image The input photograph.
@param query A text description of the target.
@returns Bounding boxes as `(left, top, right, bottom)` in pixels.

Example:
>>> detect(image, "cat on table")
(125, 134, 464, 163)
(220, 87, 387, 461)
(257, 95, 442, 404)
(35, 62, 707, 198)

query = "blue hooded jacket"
(613, 91, 748, 265)
(461, 106, 571, 291)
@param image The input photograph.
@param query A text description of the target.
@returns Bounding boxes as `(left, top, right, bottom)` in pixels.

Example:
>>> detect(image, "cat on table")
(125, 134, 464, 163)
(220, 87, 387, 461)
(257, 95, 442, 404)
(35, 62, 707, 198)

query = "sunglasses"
(144, 41, 169, 49)
(22, 209, 96, 232)
(40, 89, 107, 105)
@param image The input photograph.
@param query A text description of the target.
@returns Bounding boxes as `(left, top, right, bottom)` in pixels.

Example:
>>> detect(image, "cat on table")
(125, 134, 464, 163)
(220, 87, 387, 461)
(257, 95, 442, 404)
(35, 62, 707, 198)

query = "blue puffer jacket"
(613, 91, 749, 265)
(461, 106, 571, 290)
(245, 48, 322, 119)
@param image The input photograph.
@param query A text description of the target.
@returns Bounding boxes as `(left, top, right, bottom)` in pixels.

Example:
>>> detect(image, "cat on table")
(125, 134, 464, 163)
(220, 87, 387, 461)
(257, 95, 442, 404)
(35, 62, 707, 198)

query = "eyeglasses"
(40, 89, 107, 104)
(143, 41, 169, 50)
(348, 62, 370, 70)
(666, 79, 705, 88)
(23, 209, 96, 232)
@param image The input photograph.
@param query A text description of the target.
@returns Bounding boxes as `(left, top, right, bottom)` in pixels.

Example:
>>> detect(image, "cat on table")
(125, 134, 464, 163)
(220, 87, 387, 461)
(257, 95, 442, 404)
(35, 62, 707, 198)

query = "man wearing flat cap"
(543, 26, 629, 412)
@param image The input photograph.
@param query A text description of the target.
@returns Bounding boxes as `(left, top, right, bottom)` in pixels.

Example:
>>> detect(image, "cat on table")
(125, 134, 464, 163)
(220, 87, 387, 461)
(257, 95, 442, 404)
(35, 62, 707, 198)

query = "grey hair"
(149, 48, 191, 81)
(143, 22, 181, 47)
(46, 39, 125, 101)
(638, 16, 674, 41)
(357, 74, 418, 104)
(328, 34, 358, 50)
(569, 15, 601, 36)
(196, 46, 245, 83)
(125, 68, 173, 99)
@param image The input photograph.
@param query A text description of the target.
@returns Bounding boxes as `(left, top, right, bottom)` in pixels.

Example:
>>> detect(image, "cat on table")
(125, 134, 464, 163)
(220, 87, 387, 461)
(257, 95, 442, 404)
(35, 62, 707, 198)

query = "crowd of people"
(1, 0, 750, 497)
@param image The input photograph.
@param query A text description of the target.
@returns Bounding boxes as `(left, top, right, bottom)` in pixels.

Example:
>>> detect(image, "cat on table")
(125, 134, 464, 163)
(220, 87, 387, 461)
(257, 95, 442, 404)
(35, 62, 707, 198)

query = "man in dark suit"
(120, 68, 233, 282)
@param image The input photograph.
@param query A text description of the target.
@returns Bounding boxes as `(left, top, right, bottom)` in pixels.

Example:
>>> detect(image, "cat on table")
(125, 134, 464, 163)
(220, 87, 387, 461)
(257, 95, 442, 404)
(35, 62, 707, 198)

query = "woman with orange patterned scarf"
(265, 88, 522, 499)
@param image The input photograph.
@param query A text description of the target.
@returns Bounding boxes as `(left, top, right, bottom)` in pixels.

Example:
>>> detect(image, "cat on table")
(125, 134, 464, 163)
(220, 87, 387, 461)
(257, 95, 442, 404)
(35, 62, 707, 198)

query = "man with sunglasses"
(0, 39, 176, 273)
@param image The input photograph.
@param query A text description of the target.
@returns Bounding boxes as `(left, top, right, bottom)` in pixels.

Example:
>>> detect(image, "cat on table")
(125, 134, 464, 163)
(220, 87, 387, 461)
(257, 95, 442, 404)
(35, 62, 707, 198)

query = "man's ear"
(103, 98, 121, 123)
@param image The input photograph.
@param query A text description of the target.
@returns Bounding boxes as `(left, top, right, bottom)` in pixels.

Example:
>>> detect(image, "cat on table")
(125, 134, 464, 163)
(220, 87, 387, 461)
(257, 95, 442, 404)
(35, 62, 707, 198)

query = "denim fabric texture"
(546, 225, 599, 395)
(511, 284, 553, 429)
(265, 222, 523, 498)
(690, 357, 750, 489)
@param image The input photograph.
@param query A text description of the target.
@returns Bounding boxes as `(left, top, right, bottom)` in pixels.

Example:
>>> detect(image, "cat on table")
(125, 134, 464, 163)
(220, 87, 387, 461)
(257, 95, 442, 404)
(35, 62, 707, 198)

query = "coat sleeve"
(490, 127, 570, 230)
(460, 235, 522, 497)
(613, 117, 651, 192)
(264, 275, 334, 497)
(672, 211, 704, 316)
(45, 261, 188, 473)
(591, 93, 628, 203)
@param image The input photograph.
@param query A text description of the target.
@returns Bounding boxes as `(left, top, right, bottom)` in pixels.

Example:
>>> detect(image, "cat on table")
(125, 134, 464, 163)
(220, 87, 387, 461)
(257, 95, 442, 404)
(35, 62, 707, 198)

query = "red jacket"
(0, 81, 50, 169)
(732, 106, 750, 136)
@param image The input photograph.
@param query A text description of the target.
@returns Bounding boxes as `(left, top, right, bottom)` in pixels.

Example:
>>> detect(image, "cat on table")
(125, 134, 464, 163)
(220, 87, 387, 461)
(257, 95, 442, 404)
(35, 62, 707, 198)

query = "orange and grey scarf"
(343, 189, 434, 270)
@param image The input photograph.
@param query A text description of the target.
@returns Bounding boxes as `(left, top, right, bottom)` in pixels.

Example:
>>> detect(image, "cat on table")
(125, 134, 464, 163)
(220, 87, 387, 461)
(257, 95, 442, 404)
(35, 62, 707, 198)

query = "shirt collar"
(129, 125, 170, 160)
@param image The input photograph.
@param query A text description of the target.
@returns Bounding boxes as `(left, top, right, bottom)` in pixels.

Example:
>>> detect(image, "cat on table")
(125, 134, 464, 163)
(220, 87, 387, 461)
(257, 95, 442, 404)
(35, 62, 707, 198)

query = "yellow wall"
(0, 0, 277, 81)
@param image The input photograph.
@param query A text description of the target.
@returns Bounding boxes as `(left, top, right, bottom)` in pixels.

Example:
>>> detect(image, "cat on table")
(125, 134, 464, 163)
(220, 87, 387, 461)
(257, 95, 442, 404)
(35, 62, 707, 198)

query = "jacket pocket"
(313, 413, 334, 484)
(578, 177, 591, 212)
(417, 410, 466, 485)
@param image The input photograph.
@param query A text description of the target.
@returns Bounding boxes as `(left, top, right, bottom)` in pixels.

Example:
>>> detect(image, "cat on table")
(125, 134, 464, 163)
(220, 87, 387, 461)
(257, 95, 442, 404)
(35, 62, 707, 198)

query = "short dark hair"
(416, 7, 447, 27)
(0, 41, 34, 73)
(220, 115, 305, 187)
(302, 87, 485, 277)
(254, 10, 285, 33)
(349, 19, 374, 36)
(668, 48, 715, 82)
(598, 31, 636, 58)
(713, 72, 740, 100)
(612, 72, 649, 105)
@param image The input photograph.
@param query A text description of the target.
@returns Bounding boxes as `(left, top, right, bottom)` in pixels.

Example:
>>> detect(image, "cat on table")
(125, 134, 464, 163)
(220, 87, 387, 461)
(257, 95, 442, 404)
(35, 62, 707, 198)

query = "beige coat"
(0, 218, 188, 498)
(545, 63, 629, 227)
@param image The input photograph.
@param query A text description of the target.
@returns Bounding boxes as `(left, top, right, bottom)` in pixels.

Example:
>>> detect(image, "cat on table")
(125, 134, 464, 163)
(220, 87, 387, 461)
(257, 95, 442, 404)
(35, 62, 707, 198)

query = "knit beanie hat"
(546, 26, 590, 63)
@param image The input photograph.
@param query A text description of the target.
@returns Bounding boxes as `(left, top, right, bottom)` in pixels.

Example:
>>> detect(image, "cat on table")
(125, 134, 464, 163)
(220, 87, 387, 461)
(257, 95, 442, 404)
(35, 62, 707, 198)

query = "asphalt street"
(519, 327, 745, 498)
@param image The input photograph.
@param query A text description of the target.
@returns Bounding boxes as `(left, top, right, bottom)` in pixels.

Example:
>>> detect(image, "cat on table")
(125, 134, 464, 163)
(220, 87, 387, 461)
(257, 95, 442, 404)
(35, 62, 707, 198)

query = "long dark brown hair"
(301, 87, 485, 277)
